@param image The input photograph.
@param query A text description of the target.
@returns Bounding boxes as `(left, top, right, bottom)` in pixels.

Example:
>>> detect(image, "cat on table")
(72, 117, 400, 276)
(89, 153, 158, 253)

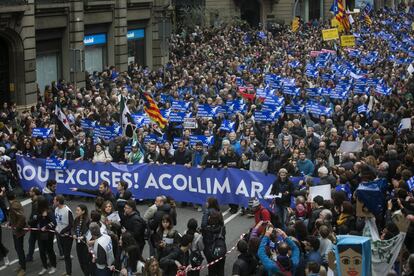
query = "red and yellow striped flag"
(143, 93, 168, 129)
(335, 0, 351, 32)
(364, 13, 372, 25)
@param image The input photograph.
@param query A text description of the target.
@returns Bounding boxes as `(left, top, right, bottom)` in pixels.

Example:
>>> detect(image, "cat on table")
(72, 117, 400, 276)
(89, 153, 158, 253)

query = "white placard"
(107, 211, 121, 223)
(339, 141, 363, 153)
(183, 118, 197, 129)
(309, 184, 331, 201)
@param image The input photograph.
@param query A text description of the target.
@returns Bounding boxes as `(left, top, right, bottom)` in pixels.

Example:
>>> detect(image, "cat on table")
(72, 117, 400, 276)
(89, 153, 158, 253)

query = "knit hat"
(251, 199, 260, 208)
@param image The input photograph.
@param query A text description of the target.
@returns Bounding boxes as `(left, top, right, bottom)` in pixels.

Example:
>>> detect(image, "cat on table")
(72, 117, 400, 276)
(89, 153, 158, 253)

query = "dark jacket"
(32, 210, 56, 240)
(77, 188, 116, 206)
(9, 200, 27, 237)
(115, 190, 132, 222)
(159, 247, 189, 276)
(307, 207, 324, 233)
(42, 187, 56, 207)
(232, 253, 258, 276)
(173, 149, 192, 165)
(271, 178, 294, 207)
(72, 217, 90, 241)
(149, 204, 173, 231)
(201, 224, 226, 262)
(28, 197, 39, 227)
(122, 211, 146, 247)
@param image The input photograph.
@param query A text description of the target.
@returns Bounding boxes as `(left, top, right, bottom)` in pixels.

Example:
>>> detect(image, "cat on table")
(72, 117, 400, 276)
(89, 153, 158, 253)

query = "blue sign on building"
(127, 29, 145, 40)
(83, 33, 107, 46)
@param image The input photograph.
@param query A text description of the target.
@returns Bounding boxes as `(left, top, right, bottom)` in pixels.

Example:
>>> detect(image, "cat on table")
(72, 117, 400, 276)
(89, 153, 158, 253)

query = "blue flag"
(285, 105, 305, 114)
(32, 128, 52, 138)
(131, 114, 151, 127)
(171, 101, 191, 111)
(357, 105, 368, 114)
(45, 158, 67, 170)
(189, 135, 214, 147)
(220, 120, 236, 132)
(80, 119, 96, 130)
(197, 105, 219, 118)
(407, 176, 414, 191)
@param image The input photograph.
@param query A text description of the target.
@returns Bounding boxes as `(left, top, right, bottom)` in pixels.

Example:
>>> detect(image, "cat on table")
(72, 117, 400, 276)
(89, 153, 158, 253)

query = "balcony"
(0, 0, 28, 13)
(35, 0, 69, 12)
(84, 0, 115, 9)
(128, 0, 153, 5)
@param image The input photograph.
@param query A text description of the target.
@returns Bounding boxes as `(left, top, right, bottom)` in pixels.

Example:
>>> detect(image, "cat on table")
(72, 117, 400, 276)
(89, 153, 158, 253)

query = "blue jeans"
(274, 205, 288, 230)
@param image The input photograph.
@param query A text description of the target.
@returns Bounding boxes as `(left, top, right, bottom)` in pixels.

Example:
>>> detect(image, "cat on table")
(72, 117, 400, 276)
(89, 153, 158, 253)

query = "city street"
(0, 197, 253, 275)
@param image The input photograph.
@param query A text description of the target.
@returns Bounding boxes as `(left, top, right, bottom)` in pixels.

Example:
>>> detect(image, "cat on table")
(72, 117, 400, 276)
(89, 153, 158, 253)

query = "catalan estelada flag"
(363, 3, 372, 25)
(331, 0, 350, 32)
(364, 13, 372, 25)
(142, 93, 168, 129)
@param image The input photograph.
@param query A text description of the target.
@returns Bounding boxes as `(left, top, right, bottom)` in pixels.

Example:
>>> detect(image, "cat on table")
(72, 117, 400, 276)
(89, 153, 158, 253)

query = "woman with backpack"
(201, 210, 226, 276)
(185, 218, 204, 276)
(201, 197, 221, 229)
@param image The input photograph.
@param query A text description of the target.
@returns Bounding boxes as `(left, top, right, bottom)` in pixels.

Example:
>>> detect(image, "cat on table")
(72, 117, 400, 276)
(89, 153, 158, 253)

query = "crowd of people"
(0, 2, 413, 276)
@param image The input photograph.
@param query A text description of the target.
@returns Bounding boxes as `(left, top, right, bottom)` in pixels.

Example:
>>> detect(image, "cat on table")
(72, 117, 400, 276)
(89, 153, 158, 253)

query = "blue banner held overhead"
(32, 128, 52, 138)
(16, 156, 319, 208)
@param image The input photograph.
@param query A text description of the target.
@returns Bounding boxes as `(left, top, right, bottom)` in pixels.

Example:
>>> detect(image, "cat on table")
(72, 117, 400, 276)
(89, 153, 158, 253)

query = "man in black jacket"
(26, 187, 41, 262)
(159, 234, 192, 276)
(232, 239, 258, 276)
(307, 195, 325, 233)
(122, 200, 146, 255)
(70, 181, 116, 206)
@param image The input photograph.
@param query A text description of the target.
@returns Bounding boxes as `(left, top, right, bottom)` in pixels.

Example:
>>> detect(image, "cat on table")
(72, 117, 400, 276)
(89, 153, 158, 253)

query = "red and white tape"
(176, 233, 245, 276)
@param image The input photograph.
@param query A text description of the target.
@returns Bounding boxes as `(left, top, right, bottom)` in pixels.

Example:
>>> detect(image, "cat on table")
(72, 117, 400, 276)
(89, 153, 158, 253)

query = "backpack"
(189, 234, 204, 266)
(209, 226, 227, 260)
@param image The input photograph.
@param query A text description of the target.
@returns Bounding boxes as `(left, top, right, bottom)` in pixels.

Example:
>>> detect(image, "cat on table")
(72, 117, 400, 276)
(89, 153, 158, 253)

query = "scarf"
(337, 213, 350, 226)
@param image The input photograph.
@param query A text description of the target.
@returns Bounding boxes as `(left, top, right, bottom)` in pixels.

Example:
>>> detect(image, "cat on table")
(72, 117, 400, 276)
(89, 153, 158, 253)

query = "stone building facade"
(0, 0, 171, 106)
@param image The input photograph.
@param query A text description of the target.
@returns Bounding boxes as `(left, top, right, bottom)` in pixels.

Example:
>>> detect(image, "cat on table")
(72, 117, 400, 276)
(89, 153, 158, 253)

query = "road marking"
(0, 239, 57, 271)
(224, 212, 239, 225)
(222, 208, 230, 217)
(20, 198, 32, 207)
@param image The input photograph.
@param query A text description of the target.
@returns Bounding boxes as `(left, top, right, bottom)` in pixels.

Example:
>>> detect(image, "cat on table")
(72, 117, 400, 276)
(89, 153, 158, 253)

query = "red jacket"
(254, 206, 271, 225)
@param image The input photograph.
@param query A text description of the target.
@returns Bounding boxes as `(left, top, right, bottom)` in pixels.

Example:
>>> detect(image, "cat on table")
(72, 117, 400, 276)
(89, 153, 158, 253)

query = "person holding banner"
(92, 144, 112, 163)
(71, 181, 116, 207)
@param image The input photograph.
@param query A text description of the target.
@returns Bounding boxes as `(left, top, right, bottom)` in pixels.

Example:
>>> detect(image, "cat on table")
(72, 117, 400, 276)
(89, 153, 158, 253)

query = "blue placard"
(45, 158, 67, 170)
(127, 29, 145, 40)
(189, 135, 215, 147)
(84, 33, 107, 46)
(32, 128, 52, 138)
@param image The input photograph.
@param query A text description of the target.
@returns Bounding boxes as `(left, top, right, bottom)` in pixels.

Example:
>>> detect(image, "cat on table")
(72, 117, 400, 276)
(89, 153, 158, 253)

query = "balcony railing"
(0, 0, 27, 5)
(36, 0, 67, 4)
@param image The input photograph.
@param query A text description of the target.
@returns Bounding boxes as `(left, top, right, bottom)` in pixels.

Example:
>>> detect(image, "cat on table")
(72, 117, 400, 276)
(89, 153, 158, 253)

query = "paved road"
(0, 197, 254, 275)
